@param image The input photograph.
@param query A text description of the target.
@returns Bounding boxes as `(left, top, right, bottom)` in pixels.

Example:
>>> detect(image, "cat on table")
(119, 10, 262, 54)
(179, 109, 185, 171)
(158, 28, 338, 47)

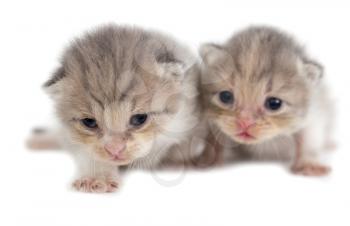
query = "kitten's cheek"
(251, 127, 278, 142)
(74, 133, 98, 147)
(138, 141, 154, 157)
(127, 134, 155, 159)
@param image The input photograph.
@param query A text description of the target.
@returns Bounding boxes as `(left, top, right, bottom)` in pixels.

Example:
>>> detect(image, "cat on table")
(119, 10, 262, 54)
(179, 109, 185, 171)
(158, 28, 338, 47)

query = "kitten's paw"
(291, 162, 331, 177)
(73, 178, 119, 193)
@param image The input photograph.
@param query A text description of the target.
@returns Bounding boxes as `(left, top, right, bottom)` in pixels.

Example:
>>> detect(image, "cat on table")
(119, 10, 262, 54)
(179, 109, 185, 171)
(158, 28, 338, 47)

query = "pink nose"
(236, 118, 255, 131)
(104, 142, 126, 157)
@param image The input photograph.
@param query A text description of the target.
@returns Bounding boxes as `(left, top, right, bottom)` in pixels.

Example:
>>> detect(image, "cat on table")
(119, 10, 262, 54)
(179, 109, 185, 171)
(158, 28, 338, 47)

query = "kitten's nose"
(104, 136, 126, 158)
(237, 109, 256, 130)
(236, 118, 255, 131)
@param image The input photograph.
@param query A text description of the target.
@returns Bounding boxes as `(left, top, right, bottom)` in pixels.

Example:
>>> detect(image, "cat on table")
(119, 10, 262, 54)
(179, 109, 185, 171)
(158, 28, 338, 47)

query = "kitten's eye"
(219, 91, 234, 104)
(81, 118, 98, 129)
(130, 114, 148, 127)
(265, 97, 283, 111)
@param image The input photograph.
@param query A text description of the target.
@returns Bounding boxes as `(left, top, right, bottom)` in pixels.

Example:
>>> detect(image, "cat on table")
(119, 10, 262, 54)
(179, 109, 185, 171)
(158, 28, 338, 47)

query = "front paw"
(73, 177, 119, 193)
(291, 162, 331, 177)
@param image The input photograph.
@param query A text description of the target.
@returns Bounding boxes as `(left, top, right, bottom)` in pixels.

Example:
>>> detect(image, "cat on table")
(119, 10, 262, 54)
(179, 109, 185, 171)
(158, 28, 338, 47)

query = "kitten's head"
(45, 25, 196, 165)
(200, 26, 322, 144)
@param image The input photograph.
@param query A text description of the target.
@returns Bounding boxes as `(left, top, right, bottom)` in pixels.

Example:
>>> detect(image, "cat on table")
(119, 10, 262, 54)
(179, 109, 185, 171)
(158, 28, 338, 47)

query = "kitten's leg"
(162, 132, 223, 169)
(72, 151, 119, 193)
(26, 127, 62, 150)
(291, 132, 330, 176)
(324, 115, 337, 151)
(321, 105, 337, 151)
(191, 132, 224, 168)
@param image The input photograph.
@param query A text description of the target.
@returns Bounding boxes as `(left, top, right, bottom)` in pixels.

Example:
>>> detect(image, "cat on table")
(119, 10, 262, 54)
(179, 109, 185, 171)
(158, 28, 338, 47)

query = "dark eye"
(219, 91, 234, 104)
(130, 114, 148, 127)
(81, 118, 98, 129)
(265, 97, 283, 111)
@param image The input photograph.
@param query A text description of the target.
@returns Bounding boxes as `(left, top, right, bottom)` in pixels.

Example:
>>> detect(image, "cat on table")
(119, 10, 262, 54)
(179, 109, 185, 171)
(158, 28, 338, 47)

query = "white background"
(0, 1, 349, 225)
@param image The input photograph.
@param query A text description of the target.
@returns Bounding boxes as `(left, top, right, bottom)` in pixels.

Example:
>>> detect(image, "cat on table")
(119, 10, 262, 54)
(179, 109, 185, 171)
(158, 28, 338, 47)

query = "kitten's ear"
(199, 43, 228, 65)
(303, 61, 323, 82)
(43, 66, 66, 98)
(155, 50, 185, 79)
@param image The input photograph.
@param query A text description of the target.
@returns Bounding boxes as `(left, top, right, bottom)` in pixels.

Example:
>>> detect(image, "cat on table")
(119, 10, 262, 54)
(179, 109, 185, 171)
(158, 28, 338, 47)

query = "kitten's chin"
(231, 132, 279, 145)
(220, 128, 261, 144)
(95, 156, 133, 166)
(232, 134, 259, 145)
(111, 158, 135, 166)
(101, 152, 153, 166)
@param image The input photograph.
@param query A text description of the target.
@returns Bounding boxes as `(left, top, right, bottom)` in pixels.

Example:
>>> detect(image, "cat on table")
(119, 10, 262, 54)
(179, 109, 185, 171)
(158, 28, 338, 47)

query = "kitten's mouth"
(106, 153, 129, 164)
(110, 155, 126, 161)
(236, 131, 255, 141)
(108, 156, 132, 166)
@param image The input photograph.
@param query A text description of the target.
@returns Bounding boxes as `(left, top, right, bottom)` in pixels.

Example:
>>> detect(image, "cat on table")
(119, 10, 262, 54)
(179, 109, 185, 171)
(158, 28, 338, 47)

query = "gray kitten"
(28, 24, 205, 192)
(199, 26, 334, 176)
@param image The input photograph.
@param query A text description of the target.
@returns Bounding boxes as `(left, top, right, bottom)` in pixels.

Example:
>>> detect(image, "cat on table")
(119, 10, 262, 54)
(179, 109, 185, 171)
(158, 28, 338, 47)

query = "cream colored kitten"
(199, 26, 334, 176)
(28, 24, 205, 192)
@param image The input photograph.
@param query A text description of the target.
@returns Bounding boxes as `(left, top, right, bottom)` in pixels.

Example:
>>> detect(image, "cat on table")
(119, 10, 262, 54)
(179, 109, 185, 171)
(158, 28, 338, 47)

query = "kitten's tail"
(26, 127, 62, 150)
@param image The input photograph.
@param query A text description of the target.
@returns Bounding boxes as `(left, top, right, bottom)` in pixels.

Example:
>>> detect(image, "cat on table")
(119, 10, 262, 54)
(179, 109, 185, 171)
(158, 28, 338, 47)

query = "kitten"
(28, 24, 205, 192)
(199, 26, 334, 176)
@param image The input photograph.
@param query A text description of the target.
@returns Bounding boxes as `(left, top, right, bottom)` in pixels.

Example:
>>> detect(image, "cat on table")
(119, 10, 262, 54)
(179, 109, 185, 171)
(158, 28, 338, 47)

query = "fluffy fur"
(29, 24, 205, 192)
(199, 26, 334, 175)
